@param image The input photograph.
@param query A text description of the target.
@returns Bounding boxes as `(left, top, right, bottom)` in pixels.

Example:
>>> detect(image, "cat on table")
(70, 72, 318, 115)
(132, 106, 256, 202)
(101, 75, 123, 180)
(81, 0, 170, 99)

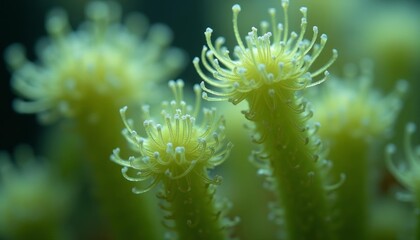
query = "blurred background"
(1, 0, 420, 152)
(0, 0, 420, 239)
(0, 0, 206, 153)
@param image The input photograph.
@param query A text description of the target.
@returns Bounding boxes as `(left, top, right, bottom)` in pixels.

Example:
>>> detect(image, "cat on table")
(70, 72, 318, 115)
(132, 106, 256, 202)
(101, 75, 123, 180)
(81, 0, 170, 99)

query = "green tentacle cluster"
(111, 80, 235, 240)
(194, 0, 339, 239)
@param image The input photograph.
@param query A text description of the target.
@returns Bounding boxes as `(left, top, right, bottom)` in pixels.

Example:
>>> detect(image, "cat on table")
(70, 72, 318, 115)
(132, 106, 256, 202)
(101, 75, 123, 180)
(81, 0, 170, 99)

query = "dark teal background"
(1, 0, 420, 153)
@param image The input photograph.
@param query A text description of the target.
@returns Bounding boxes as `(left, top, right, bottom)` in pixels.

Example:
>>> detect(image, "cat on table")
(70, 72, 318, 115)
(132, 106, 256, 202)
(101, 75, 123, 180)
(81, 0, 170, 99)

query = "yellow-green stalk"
(312, 62, 406, 240)
(111, 80, 235, 240)
(194, 1, 338, 239)
(353, 2, 420, 158)
(387, 123, 420, 240)
(6, 1, 185, 239)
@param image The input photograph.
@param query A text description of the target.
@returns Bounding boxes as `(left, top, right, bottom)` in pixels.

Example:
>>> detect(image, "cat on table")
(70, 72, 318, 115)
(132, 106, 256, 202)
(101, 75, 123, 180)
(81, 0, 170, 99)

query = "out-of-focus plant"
(387, 123, 420, 239)
(310, 61, 407, 240)
(2, 0, 420, 239)
(4, 1, 186, 239)
(0, 145, 74, 240)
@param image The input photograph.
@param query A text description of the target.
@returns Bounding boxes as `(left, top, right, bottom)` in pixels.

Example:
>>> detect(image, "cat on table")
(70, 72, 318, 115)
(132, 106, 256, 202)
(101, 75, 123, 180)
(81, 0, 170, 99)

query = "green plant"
(387, 123, 420, 239)
(2, 0, 419, 239)
(4, 1, 185, 239)
(311, 62, 406, 240)
(111, 80, 235, 239)
(0, 146, 73, 240)
(194, 1, 339, 239)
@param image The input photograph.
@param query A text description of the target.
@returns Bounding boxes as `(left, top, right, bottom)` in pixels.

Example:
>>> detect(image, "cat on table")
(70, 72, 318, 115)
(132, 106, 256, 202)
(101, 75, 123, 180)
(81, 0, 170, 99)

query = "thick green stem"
(76, 109, 163, 240)
(327, 135, 369, 240)
(163, 171, 228, 240)
(249, 91, 333, 240)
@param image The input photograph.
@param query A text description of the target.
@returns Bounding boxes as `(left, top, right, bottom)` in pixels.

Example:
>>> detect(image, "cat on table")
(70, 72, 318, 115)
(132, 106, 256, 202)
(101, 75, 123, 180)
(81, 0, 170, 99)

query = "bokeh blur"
(1, 0, 420, 153)
(1, 0, 420, 239)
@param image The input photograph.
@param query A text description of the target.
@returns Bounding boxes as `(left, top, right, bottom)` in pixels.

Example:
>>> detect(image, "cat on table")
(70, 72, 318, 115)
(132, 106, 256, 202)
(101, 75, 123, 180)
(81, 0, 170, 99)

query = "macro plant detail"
(313, 62, 407, 141)
(112, 79, 235, 239)
(3, 1, 186, 239)
(194, 0, 339, 239)
(387, 123, 420, 239)
(6, 1, 185, 124)
(112, 79, 232, 193)
(0, 146, 72, 240)
(194, 0, 338, 116)
(310, 62, 407, 240)
(387, 123, 420, 201)
(2, 0, 419, 239)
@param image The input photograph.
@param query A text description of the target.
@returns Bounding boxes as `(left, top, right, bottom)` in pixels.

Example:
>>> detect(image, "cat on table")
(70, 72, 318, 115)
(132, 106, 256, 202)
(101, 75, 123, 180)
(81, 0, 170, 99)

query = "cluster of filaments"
(111, 80, 232, 194)
(313, 63, 407, 140)
(386, 123, 420, 202)
(194, 0, 338, 106)
(6, 1, 184, 123)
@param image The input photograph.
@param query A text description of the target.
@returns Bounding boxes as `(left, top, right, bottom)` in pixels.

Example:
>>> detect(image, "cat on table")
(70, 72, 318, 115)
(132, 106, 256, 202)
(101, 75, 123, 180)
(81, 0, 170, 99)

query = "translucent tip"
(406, 122, 416, 134)
(232, 4, 241, 12)
(86, 1, 113, 21)
(46, 8, 68, 35)
(175, 146, 185, 153)
(149, 23, 173, 46)
(176, 79, 185, 88)
(168, 80, 176, 88)
(395, 79, 409, 94)
(193, 84, 201, 93)
(120, 106, 128, 114)
(4, 44, 26, 69)
(386, 144, 396, 154)
(202, 92, 209, 100)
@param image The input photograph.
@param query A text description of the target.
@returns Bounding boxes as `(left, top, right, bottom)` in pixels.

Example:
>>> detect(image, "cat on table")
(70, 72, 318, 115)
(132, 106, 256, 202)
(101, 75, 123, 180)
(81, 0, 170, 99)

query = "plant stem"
(327, 135, 369, 240)
(75, 108, 163, 240)
(249, 91, 333, 240)
(162, 170, 228, 240)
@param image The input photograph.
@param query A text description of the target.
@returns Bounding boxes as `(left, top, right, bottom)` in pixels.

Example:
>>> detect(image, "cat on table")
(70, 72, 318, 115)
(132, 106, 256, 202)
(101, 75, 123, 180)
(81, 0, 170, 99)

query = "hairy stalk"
(111, 80, 235, 240)
(159, 171, 228, 240)
(194, 1, 338, 239)
(249, 90, 333, 240)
